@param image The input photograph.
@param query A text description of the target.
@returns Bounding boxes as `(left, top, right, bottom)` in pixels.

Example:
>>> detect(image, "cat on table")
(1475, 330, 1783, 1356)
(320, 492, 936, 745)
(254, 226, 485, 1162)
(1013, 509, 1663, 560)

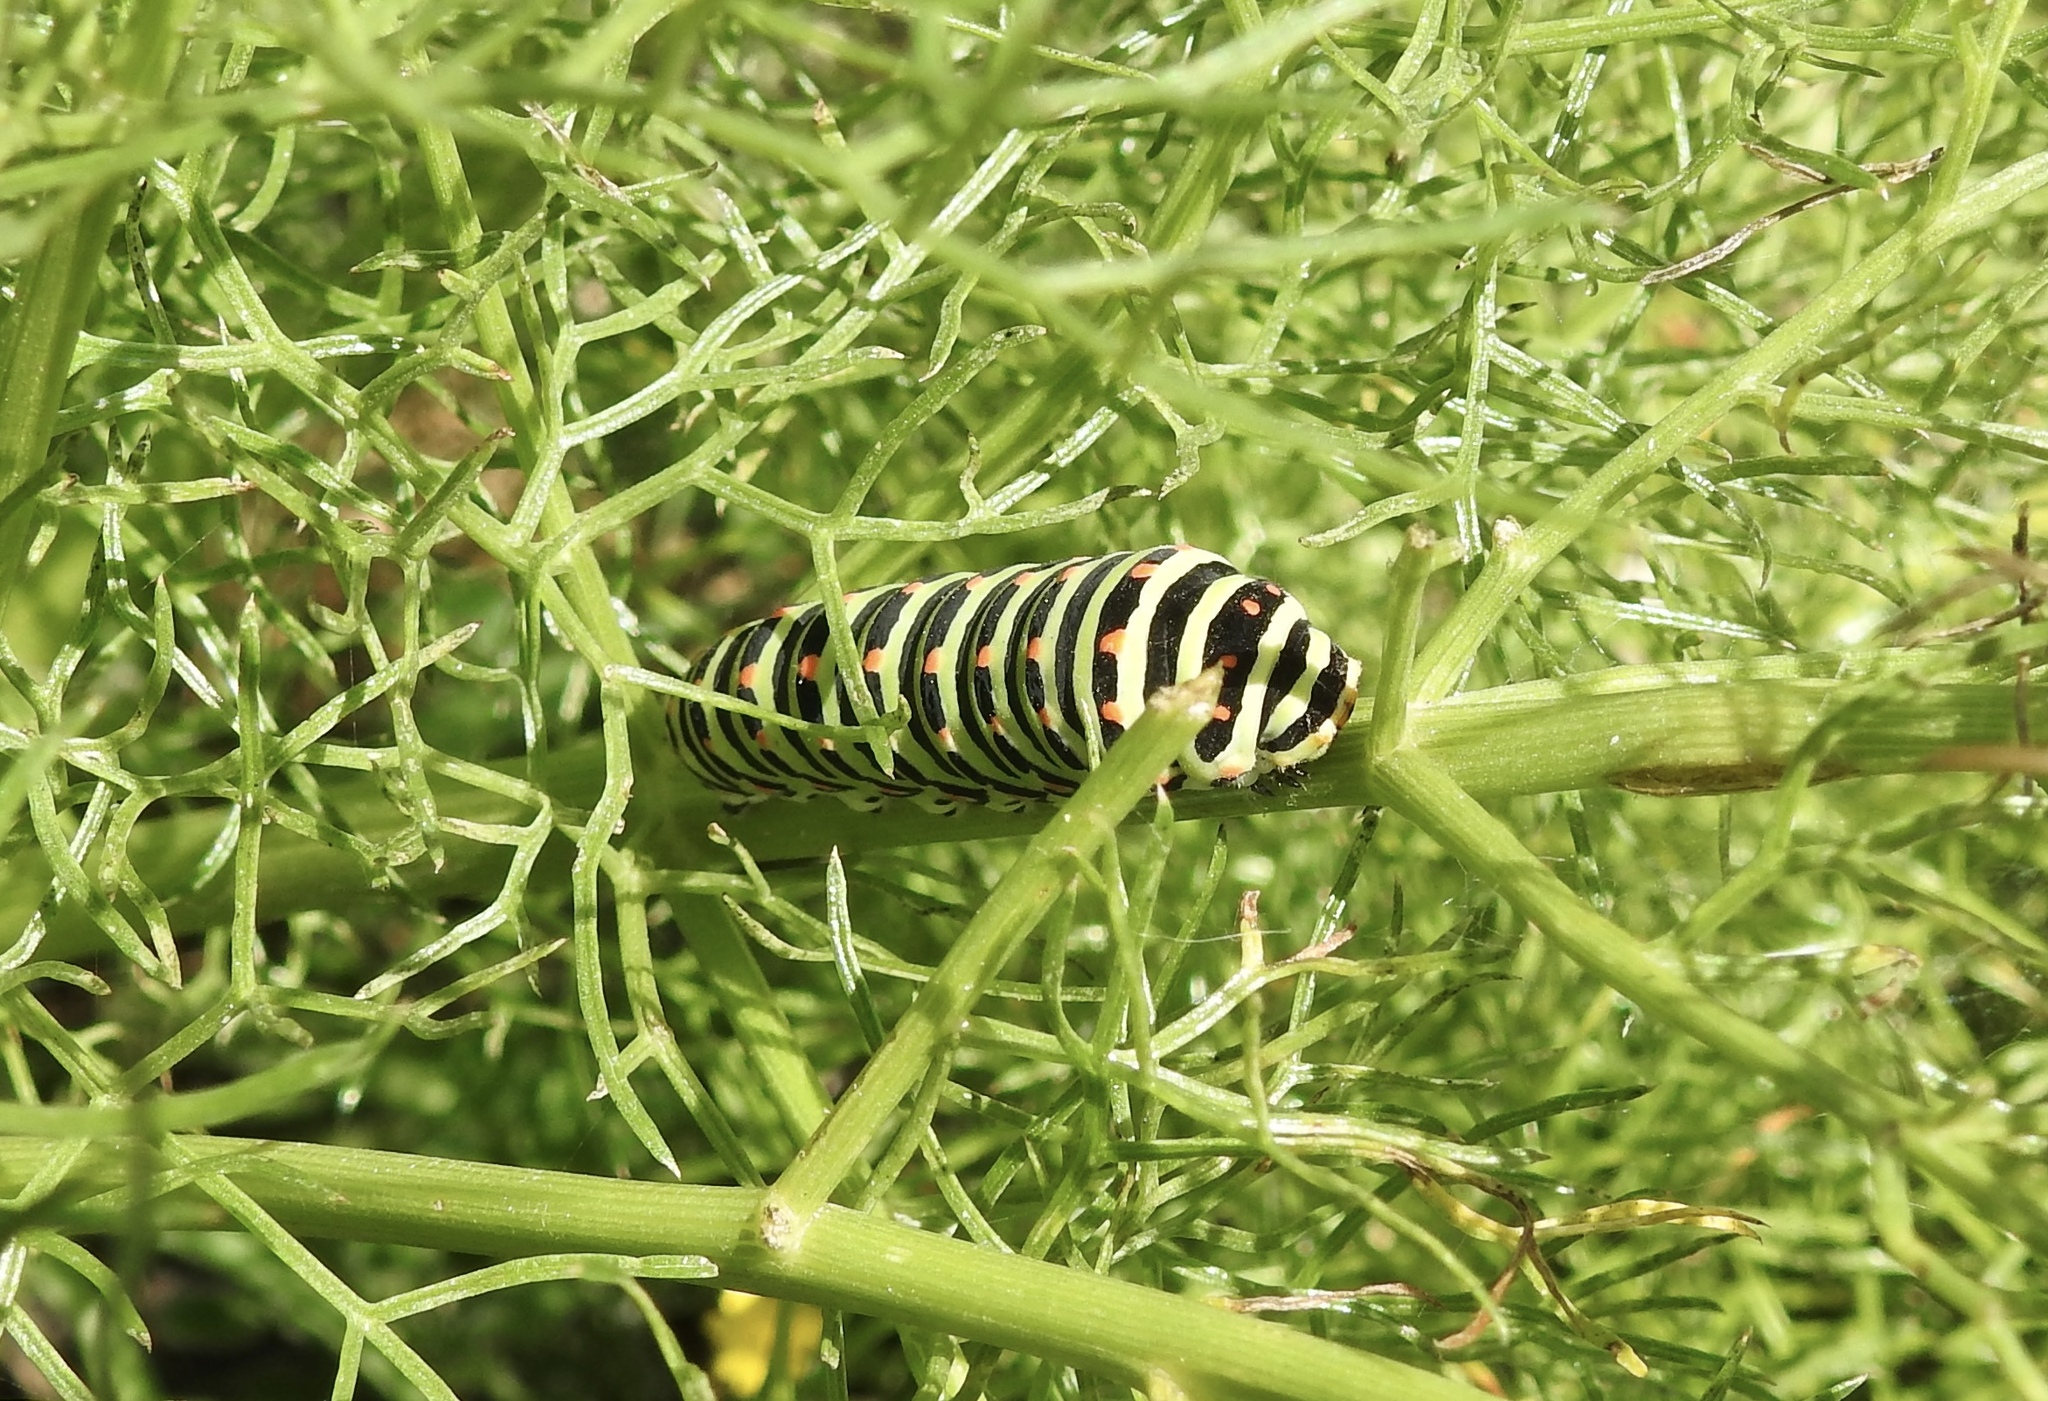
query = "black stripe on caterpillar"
(666, 545, 1360, 813)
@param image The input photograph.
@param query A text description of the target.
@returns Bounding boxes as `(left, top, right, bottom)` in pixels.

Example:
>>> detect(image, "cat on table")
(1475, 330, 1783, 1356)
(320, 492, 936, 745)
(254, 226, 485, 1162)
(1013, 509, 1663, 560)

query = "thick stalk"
(1365, 747, 2048, 1256)
(764, 672, 1218, 1232)
(0, 1133, 1485, 1401)
(8, 665, 2042, 953)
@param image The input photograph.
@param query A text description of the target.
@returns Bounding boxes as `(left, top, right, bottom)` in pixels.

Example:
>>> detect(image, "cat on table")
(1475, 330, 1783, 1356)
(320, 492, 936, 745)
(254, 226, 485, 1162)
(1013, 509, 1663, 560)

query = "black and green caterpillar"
(668, 545, 1360, 811)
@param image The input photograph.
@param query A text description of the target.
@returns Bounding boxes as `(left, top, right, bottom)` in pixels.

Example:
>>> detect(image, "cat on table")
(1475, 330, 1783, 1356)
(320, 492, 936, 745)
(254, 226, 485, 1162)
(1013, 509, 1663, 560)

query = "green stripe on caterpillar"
(667, 545, 1360, 812)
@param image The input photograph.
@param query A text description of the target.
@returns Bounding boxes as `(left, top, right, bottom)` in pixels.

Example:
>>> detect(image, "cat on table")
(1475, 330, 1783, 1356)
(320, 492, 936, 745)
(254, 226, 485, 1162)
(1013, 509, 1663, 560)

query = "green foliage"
(2, 1, 2045, 1399)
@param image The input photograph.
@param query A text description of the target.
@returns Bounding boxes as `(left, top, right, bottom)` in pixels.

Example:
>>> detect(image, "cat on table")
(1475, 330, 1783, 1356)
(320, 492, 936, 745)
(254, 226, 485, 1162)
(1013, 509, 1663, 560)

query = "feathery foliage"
(2, 2, 2045, 1398)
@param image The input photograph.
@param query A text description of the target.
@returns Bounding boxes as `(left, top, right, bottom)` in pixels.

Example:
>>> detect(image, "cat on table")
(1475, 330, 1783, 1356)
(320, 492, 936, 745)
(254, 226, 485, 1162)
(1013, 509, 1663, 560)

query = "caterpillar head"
(1179, 587, 1359, 788)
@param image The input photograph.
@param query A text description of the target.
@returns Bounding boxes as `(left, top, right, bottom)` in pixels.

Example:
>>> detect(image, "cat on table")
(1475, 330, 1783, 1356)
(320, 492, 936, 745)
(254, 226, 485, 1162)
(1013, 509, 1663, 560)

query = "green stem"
(12, 663, 2039, 956)
(1411, 2, 2047, 702)
(668, 894, 835, 1154)
(0, 1133, 1485, 1401)
(687, 661, 2047, 860)
(1365, 747, 2048, 1255)
(1368, 525, 1453, 759)
(764, 672, 1219, 1233)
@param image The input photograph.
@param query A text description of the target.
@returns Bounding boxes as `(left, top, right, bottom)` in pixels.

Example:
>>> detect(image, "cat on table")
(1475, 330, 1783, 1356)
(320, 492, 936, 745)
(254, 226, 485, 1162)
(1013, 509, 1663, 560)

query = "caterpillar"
(667, 545, 1360, 812)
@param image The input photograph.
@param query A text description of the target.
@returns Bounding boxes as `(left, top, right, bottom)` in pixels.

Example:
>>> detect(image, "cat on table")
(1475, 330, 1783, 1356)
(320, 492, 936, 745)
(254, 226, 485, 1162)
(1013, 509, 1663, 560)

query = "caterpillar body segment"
(668, 547, 1360, 812)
